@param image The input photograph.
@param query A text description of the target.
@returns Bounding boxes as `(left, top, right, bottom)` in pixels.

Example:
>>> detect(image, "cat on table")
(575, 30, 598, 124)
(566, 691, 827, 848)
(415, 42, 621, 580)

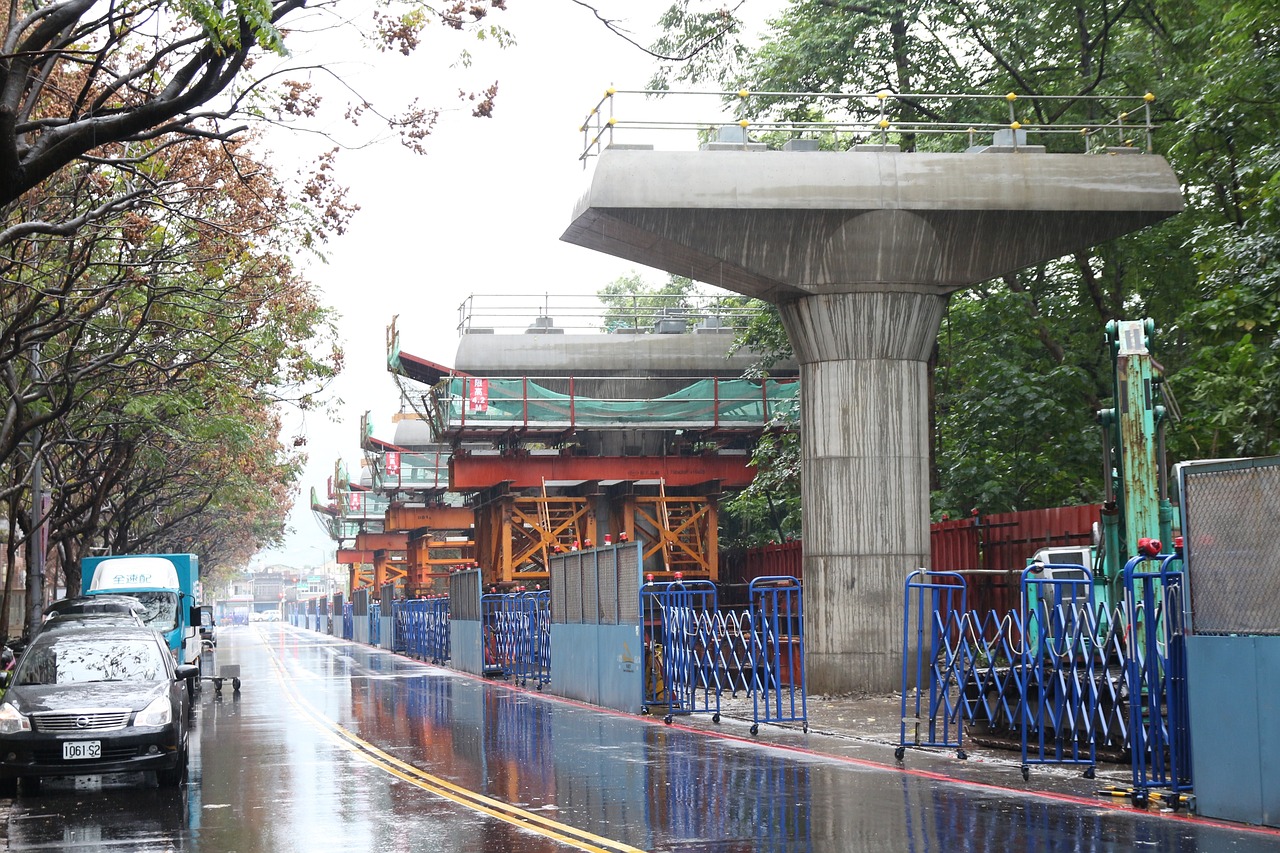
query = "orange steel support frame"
(473, 495, 595, 586)
(626, 495, 718, 580)
(467, 491, 718, 586)
(340, 532, 410, 590)
(385, 505, 474, 532)
(406, 534, 476, 596)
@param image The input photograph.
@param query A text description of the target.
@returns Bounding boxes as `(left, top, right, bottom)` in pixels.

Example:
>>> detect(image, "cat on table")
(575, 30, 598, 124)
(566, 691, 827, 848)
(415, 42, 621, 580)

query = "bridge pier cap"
(562, 144, 1183, 695)
(563, 149, 1183, 301)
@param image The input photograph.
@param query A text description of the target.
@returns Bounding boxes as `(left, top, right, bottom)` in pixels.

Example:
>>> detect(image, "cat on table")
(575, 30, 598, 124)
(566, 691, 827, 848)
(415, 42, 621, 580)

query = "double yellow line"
(265, 637, 647, 853)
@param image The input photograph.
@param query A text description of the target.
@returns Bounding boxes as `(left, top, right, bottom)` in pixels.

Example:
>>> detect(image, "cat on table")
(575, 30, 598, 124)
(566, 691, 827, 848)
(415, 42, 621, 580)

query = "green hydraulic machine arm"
(1097, 319, 1176, 602)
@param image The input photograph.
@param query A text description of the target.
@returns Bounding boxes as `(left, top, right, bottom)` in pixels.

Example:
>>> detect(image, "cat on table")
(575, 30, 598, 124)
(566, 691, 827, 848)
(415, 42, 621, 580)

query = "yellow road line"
(262, 637, 647, 853)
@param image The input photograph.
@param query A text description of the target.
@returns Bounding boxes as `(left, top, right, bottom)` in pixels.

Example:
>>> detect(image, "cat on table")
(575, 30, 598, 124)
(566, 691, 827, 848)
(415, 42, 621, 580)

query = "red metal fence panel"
(732, 505, 1102, 615)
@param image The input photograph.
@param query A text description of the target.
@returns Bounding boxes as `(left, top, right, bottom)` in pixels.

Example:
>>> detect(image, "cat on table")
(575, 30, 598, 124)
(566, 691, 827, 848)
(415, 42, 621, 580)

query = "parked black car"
(0, 624, 197, 794)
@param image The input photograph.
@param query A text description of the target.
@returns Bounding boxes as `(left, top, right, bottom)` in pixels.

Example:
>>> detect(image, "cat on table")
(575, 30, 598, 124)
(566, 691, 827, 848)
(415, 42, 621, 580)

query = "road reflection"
(3, 626, 1278, 852)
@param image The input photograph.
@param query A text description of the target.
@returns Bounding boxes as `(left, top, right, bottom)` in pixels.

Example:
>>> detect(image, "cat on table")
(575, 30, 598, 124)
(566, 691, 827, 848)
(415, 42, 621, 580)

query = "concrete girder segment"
(562, 148, 1183, 694)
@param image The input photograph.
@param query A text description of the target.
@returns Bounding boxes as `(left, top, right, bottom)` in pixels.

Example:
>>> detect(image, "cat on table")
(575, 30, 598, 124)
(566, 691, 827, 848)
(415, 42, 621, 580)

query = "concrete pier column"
(778, 291, 945, 691)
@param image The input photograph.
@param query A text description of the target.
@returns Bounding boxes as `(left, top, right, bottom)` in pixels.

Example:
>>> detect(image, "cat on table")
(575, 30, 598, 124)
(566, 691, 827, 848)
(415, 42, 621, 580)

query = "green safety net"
(434, 377, 799, 429)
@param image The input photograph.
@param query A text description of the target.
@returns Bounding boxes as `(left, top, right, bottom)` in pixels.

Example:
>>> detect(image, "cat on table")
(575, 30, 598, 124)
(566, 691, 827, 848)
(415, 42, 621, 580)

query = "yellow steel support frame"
(375, 551, 408, 591)
(632, 495, 717, 580)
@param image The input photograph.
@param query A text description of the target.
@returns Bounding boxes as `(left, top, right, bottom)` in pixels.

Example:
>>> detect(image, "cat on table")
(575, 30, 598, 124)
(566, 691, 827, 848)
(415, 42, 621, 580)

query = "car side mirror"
(0, 671, 10, 689)
(189, 606, 202, 627)
(175, 664, 200, 682)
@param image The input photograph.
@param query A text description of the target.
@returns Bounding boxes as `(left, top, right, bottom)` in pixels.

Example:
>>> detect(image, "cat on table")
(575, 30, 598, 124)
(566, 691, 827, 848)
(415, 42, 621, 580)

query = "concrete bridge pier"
(778, 290, 945, 690)
(563, 148, 1183, 694)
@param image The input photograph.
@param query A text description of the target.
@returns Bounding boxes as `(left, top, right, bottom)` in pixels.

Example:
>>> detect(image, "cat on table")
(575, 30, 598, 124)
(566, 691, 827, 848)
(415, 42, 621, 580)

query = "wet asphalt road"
(1, 624, 1279, 852)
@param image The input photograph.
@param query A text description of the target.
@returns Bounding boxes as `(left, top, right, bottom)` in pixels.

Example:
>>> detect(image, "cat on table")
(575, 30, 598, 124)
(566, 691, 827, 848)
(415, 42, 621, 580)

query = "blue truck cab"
(80, 554, 203, 672)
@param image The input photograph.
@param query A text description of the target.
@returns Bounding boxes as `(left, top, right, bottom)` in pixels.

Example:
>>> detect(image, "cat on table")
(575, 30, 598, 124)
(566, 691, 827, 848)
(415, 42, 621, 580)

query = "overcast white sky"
(252, 1, 784, 571)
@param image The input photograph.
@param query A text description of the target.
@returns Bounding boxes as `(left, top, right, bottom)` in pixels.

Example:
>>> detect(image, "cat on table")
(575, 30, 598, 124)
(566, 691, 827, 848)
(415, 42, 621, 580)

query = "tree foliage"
(1, 0, 510, 625)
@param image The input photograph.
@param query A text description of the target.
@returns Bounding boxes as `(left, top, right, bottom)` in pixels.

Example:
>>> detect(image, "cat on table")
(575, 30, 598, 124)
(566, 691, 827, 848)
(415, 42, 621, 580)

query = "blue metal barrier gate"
(481, 591, 551, 687)
(899, 561, 1184, 788)
(642, 577, 808, 733)
(1125, 552, 1191, 806)
(898, 570, 969, 758)
(749, 577, 807, 734)
(642, 580, 721, 723)
(395, 597, 450, 664)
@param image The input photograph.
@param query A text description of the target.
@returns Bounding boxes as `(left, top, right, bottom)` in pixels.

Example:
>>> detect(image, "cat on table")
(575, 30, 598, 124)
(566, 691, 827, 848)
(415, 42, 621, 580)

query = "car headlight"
(0, 703, 30, 734)
(135, 695, 172, 727)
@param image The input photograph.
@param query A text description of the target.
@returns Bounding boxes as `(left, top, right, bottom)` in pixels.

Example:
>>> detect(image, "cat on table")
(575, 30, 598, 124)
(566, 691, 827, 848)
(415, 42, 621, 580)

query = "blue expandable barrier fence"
(900, 558, 1189, 791)
(1124, 552, 1192, 804)
(479, 592, 551, 686)
(394, 597, 451, 663)
(642, 580, 722, 722)
(1020, 564, 1099, 775)
(513, 591, 551, 688)
(749, 577, 807, 733)
(641, 578, 809, 733)
(285, 568, 809, 737)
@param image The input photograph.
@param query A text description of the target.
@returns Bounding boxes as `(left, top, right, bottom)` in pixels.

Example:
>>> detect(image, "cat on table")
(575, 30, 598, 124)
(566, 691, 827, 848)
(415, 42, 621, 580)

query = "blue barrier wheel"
(712, 713, 720, 724)
(956, 749, 967, 760)
(894, 746, 905, 761)
(1020, 765, 1029, 781)
(750, 724, 759, 736)
(1083, 766, 1095, 780)
(664, 715, 673, 725)
(1132, 792, 1148, 809)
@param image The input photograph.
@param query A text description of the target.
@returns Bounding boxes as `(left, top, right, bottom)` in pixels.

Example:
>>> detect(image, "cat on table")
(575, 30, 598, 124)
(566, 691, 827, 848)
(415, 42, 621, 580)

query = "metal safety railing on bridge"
(579, 89, 1160, 163)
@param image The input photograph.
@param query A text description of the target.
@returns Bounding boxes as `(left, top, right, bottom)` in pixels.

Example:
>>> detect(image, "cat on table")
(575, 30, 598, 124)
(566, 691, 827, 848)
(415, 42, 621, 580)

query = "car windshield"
(129, 591, 179, 632)
(16, 636, 166, 685)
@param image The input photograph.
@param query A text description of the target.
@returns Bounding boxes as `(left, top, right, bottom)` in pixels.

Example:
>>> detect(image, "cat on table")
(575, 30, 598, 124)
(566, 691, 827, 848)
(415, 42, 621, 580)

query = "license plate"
(63, 741, 101, 760)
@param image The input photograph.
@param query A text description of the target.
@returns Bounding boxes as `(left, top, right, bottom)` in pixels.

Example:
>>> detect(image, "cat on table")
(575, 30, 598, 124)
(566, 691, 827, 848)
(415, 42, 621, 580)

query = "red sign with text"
(467, 378, 489, 412)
